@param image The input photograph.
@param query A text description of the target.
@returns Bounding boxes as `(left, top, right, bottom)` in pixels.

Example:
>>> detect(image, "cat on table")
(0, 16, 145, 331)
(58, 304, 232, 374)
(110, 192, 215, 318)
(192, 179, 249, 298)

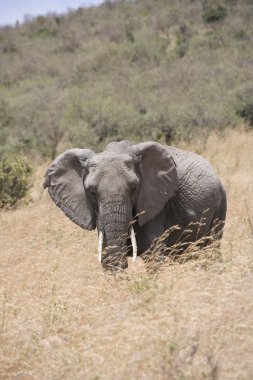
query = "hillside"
(0, 0, 253, 160)
(0, 128, 253, 379)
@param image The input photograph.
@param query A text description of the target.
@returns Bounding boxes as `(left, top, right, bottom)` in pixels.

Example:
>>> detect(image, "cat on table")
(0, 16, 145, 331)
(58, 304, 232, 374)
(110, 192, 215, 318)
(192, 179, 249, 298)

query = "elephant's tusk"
(130, 226, 137, 263)
(98, 231, 103, 262)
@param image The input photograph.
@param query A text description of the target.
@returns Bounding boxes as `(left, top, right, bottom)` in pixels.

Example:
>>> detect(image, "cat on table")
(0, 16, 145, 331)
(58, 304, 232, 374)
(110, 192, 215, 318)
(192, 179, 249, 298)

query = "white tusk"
(98, 231, 103, 262)
(130, 226, 137, 263)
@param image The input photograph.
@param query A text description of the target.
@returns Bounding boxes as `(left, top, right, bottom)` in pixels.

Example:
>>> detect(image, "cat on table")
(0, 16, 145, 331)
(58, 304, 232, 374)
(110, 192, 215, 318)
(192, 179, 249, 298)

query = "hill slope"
(0, 0, 253, 159)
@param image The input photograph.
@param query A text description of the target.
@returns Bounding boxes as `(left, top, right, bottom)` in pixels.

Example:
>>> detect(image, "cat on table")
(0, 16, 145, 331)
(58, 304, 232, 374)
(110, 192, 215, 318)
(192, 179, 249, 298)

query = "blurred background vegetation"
(0, 0, 253, 205)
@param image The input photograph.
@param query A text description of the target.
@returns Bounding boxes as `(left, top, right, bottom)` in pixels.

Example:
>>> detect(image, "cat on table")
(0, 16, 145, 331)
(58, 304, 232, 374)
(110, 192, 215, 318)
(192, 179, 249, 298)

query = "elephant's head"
(43, 141, 178, 272)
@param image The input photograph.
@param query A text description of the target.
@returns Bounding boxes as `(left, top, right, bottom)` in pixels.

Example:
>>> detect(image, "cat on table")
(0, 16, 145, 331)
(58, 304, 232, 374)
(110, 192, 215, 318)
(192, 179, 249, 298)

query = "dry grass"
(0, 128, 253, 380)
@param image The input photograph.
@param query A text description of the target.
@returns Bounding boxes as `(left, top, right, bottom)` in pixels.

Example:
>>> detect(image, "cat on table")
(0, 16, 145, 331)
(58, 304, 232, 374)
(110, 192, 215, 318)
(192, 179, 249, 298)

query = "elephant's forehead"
(90, 152, 133, 167)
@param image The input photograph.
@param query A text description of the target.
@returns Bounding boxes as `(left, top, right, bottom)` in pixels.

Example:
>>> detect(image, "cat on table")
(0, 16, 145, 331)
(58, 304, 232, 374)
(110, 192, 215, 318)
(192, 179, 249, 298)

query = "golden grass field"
(0, 128, 253, 380)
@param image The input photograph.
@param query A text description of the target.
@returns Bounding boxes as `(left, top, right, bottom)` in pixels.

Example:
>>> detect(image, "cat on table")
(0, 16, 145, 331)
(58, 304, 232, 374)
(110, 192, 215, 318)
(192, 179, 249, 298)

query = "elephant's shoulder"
(169, 147, 221, 197)
(169, 147, 218, 177)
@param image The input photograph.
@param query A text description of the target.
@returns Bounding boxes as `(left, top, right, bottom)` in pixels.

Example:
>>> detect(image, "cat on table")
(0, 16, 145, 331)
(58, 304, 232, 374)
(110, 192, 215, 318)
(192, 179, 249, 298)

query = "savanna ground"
(0, 128, 253, 380)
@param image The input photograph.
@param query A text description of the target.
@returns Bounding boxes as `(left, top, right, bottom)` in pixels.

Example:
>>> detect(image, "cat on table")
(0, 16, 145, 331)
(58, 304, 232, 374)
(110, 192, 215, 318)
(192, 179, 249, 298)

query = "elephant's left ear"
(132, 142, 178, 227)
(43, 148, 96, 230)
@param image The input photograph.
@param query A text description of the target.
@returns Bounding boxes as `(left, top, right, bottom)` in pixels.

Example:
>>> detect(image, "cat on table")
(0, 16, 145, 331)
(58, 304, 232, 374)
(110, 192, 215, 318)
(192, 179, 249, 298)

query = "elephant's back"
(169, 146, 216, 171)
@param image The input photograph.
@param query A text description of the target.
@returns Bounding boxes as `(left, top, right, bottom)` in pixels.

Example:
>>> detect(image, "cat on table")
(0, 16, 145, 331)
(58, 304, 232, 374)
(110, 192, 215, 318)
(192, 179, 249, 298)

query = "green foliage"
(36, 27, 58, 37)
(236, 103, 253, 126)
(175, 40, 188, 57)
(0, 99, 14, 148)
(1, 37, 17, 53)
(234, 29, 248, 40)
(0, 155, 33, 207)
(203, 5, 228, 23)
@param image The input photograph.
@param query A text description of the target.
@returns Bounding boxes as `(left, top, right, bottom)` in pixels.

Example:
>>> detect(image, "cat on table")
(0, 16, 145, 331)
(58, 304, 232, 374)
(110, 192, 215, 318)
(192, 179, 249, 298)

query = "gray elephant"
(43, 140, 227, 272)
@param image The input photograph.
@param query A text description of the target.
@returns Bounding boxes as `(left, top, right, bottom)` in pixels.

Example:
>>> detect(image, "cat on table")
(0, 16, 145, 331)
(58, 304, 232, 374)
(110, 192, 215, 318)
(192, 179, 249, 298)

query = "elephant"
(43, 140, 227, 272)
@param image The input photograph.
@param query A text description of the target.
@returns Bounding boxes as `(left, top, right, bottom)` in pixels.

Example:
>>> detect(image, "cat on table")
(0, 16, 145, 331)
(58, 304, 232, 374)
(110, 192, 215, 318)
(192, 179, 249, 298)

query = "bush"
(236, 103, 253, 126)
(203, 5, 227, 23)
(175, 41, 188, 57)
(234, 29, 248, 40)
(36, 27, 58, 37)
(0, 155, 33, 208)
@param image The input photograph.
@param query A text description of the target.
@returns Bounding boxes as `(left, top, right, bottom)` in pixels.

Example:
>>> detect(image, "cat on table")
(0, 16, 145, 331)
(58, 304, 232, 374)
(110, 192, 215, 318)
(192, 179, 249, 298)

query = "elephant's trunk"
(98, 226, 137, 265)
(98, 201, 137, 271)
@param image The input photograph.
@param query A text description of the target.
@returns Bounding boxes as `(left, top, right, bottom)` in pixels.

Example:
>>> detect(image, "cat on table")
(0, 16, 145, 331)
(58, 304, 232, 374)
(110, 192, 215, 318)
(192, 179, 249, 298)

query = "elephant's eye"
(130, 178, 139, 195)
(88, 188, 96, 196)
(85, 184, 97, 197)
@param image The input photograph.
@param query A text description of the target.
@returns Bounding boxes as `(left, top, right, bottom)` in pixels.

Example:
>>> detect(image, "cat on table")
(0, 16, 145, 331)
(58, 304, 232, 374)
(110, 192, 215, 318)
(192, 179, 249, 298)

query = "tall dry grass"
(0, 128, 253, 380)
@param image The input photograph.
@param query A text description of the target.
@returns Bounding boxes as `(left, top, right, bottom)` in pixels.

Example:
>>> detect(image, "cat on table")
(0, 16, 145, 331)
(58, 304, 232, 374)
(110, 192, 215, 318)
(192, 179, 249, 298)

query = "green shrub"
(2, 38, 18, 53)
(175, 41, 188, 57)
(0, 155, 33, 208)
(36, 27, 58, 37)
(234, 29, 248, 40)
(236, 103, 253, 126)
(203, 5, 227, 23)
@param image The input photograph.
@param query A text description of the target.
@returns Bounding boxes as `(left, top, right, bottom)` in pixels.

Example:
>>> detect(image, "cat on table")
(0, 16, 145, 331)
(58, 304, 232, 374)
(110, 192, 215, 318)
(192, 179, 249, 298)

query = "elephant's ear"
(133, 142, 178, 227)
(43, 148, 96, 230)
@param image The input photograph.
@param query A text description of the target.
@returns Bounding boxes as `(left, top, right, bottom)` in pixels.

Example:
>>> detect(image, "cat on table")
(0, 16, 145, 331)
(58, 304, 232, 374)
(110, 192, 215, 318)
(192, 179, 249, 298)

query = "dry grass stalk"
(0, 128, 253, 379)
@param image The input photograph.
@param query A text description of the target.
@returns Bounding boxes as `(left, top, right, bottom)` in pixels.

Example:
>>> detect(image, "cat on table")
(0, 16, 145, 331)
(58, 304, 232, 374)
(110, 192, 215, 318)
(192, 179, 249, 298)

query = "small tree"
(236, 103, 253, 127)
(17, 92, 68, 159)
(203, 5, 227, 23)
(0, 155, 33, 207)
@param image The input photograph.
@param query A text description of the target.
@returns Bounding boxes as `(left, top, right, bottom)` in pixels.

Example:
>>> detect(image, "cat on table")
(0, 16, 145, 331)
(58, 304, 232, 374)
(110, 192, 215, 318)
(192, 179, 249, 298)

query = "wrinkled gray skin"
(43, 141, 227, 272)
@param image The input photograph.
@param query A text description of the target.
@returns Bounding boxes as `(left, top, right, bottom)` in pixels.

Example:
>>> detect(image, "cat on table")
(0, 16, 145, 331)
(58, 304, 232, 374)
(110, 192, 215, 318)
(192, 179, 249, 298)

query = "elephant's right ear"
(43, 148, 96, 230)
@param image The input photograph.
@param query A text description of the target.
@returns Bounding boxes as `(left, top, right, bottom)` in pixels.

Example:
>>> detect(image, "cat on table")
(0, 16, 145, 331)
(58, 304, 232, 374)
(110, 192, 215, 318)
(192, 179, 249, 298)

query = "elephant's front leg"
(135, 210, 166, 273)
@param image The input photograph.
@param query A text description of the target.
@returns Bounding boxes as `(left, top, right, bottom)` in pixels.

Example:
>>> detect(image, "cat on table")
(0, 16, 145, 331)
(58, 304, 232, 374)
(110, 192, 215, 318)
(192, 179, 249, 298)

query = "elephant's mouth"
(97, 225, 137, 266)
